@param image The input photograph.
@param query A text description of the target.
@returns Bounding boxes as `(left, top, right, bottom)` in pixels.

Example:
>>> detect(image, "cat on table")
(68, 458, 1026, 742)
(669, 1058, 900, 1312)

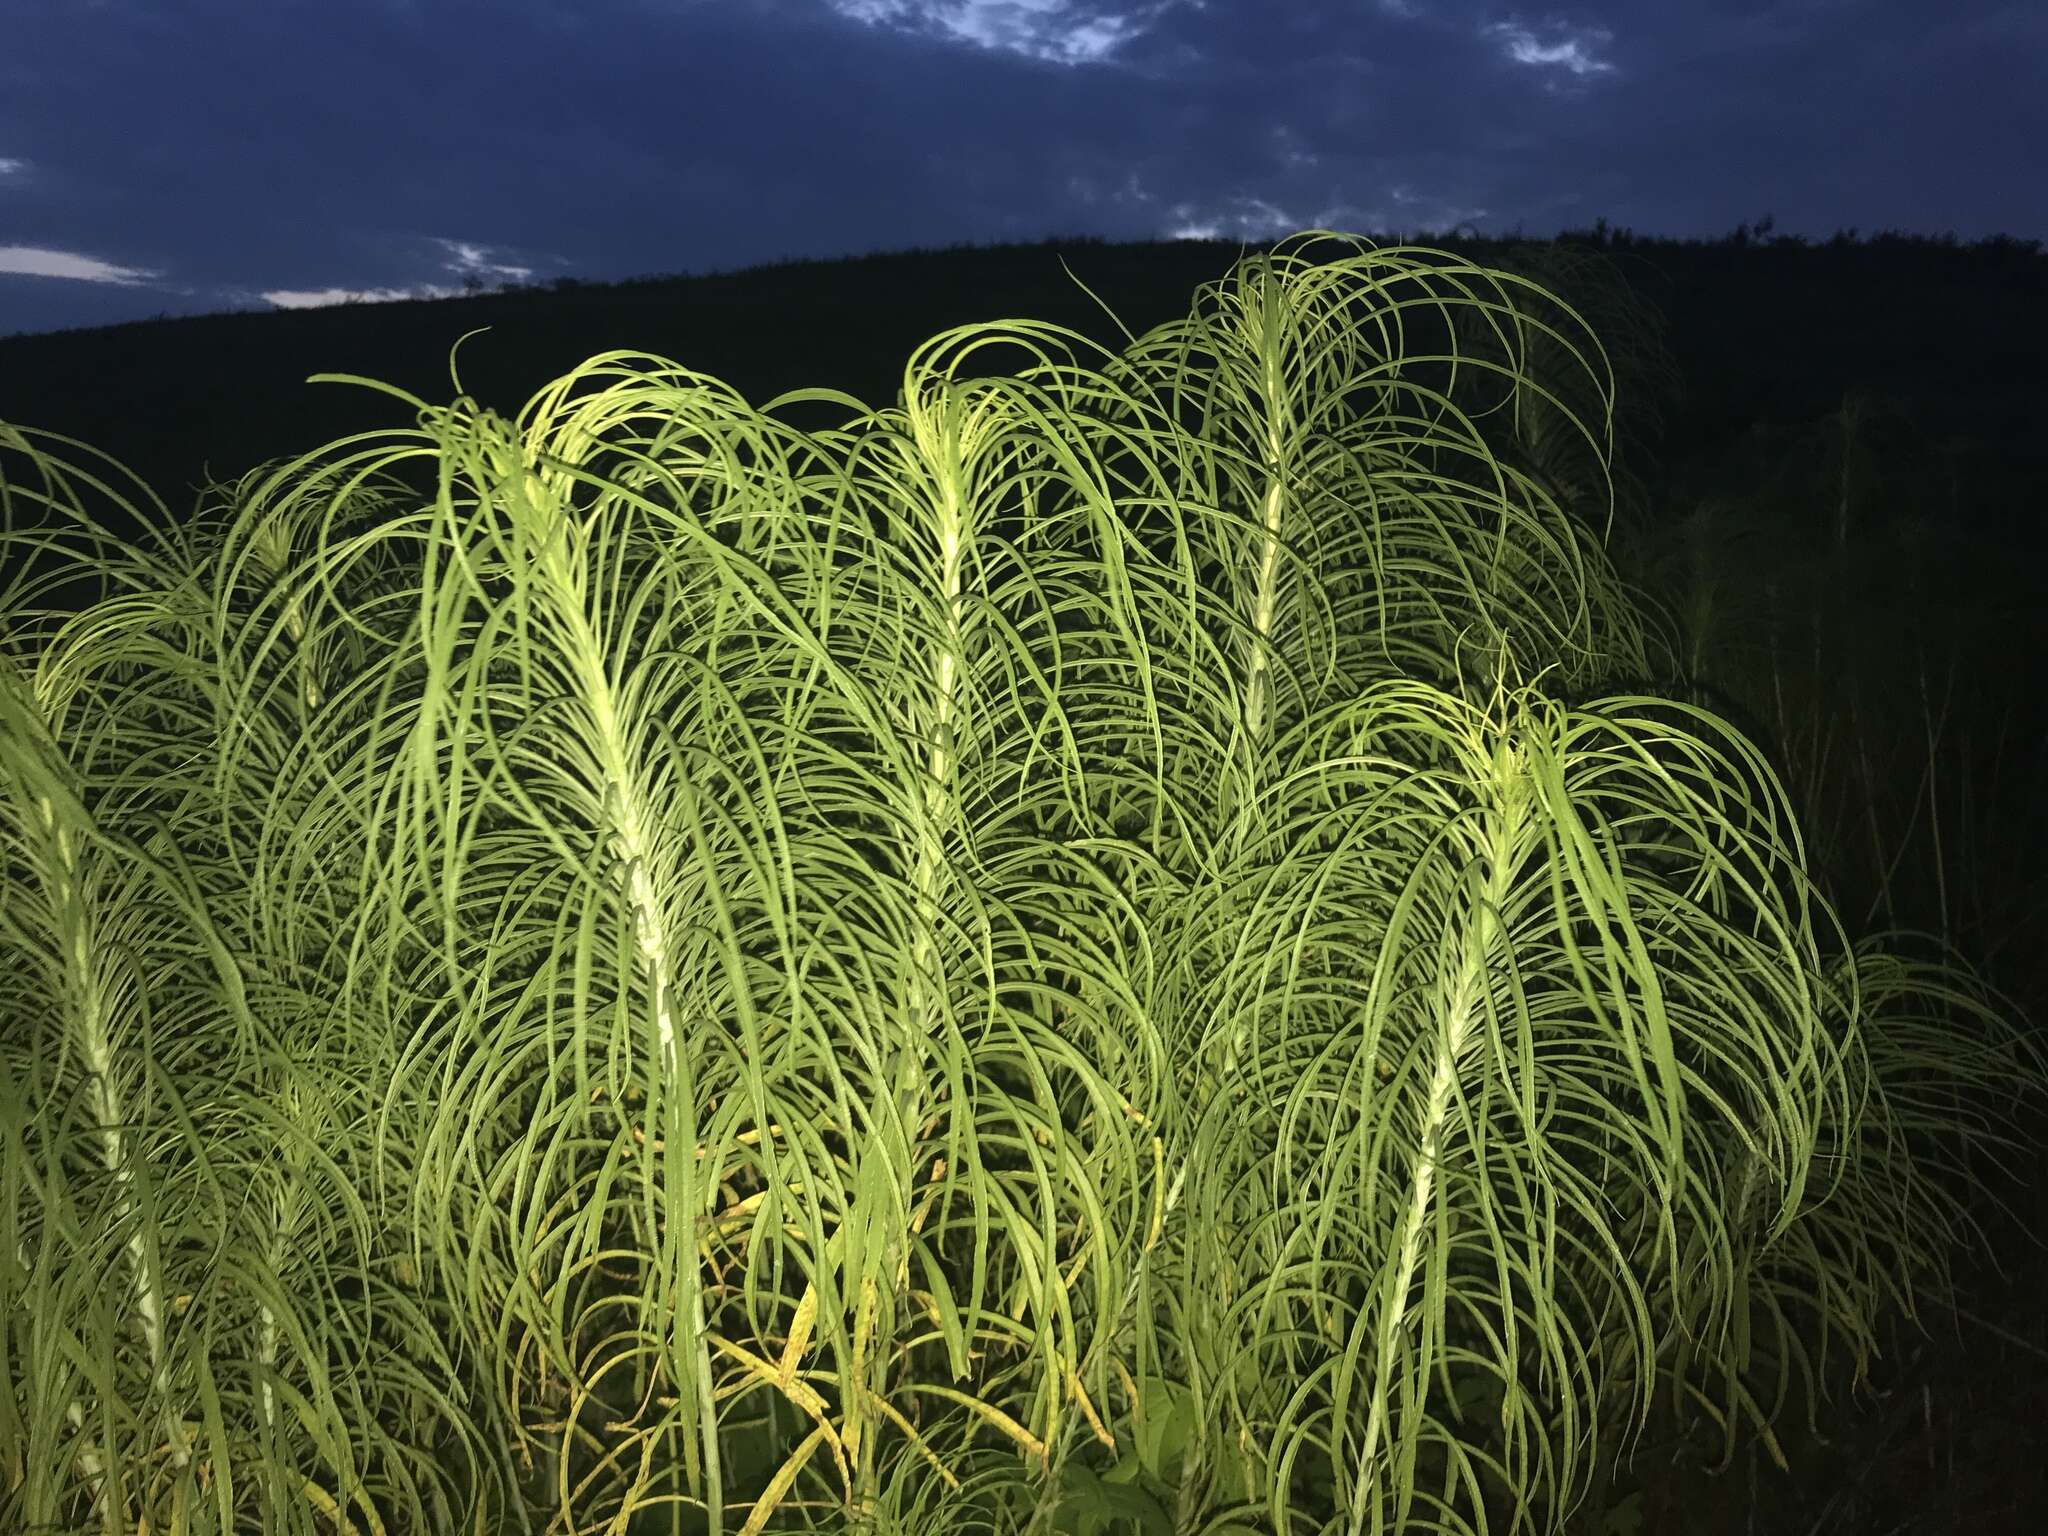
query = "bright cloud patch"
(431, 237, 535, 288)
(826, 0, 1178, 66)
(0, 245, 161, 285)
(259, 284, 458, 311)
(1484, 19, 1618, 81)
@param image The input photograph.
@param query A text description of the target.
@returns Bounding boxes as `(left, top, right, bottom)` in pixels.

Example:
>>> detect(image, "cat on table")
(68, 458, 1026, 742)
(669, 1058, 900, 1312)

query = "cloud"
(429, 237, 537, 288)
(258, 284, 459, 310)
(247, 234, 539, 312)
(1483, 17, 1619, 82)
(0, 245, 162, 285)
(823, 0, 1195, 67)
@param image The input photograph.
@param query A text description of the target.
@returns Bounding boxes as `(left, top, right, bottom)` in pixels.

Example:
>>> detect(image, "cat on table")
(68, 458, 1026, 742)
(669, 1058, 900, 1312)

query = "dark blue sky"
(3, 0, 2042, 339)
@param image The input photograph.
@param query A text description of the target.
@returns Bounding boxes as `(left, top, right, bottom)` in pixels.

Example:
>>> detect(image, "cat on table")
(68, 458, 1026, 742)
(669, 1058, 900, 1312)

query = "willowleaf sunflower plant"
(1, 231, 2039, 1536)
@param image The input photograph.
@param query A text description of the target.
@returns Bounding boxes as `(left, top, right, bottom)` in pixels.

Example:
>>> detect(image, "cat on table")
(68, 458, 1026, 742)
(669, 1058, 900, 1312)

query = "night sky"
(3, 0, 2042, 339)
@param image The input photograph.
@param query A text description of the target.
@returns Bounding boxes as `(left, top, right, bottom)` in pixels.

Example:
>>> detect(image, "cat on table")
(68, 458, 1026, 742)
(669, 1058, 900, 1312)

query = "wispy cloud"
(258, 284, 454, 310)
(824, 0, 1193, 67)
(429, 237, 537, 288)
(0, 245, 161, 286)
(1483, 18, 1618, 82)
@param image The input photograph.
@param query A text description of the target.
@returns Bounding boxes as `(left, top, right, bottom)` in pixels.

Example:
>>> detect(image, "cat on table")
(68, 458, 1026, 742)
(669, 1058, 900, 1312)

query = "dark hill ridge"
(0, 234, 1233, 535)
(0, 225, 2042, 552)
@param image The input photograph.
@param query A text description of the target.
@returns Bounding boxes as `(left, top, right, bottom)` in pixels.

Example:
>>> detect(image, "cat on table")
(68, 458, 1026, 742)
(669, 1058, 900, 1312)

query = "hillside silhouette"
(1, 222, 2042, 552)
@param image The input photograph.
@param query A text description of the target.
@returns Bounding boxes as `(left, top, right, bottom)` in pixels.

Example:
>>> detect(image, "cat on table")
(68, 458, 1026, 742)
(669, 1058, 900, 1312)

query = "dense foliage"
(1, 232, 2040, 1535)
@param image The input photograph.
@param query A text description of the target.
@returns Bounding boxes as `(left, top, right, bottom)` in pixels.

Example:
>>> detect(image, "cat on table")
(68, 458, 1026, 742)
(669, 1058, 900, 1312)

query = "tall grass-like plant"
(0, 433, 484, 1533)
(1, 232, 2039, 1536)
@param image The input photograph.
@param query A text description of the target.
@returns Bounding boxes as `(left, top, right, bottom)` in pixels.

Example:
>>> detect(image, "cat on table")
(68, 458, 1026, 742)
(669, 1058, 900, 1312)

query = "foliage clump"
(1, 231, 2039, 1536)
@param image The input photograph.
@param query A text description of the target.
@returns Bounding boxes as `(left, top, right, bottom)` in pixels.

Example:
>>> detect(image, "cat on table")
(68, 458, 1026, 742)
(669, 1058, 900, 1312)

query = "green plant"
(0, 231, 2038, 1536)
